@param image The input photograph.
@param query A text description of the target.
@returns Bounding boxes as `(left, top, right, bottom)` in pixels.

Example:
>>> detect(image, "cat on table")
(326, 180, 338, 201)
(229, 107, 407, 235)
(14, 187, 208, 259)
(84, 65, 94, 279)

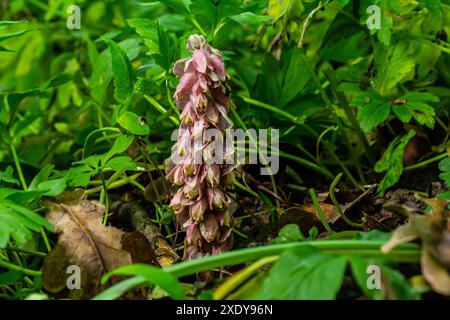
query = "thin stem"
(101, 174, 109, 225)
(240, 96, 359, 185)
(277, 150, 334, 179)
(84, 173, 142, 195)
(10, 141, 27, 191)
(239, 96, 301, 124)
(329, 173, 363, 228)
(213, 255, 279, 299)
(404, 153, 448, 171)
(309, 188, 334, 234)
(40, 227, 52, 252)
(300, 57, 361, 187)
(95, 240, 421, 300)
(230, 108, 281, 209)
(4, 247, 47, 257)
(234, 180, 261, 199)
(0, 260, 41, 277)
(144, 94, 179, 126)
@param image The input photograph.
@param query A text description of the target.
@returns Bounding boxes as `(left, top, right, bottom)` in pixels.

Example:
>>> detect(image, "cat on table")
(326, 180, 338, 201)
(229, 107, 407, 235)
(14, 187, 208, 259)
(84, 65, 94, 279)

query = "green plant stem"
(299, 57, 362, 187)
(95, 240, 421, 300)
(232, 229, 248, 239)
(213, 255, 279, 299)
(404, 152, 448, 171)
(239, 96, 301, 124)
(166, 241, 420, 276)
(40, 227, 52, 252)
(85, 173, 142, 195)
(165, 78, 180, 117)
(329, 173, 363, 228)
(239, 96, 359, 186)
(4, 247, 47, 257)
(0, 260, 41, 277)
(100, 174, 109, 225)
(144, 94, 179, 126)
(234, 180, 261, 199)
(309, 188, 334, 234)
(230, 108, 281, 209)
(190, 17, 207, 36)
(9, 141, 27, 191)
(276, 150, 335, 179)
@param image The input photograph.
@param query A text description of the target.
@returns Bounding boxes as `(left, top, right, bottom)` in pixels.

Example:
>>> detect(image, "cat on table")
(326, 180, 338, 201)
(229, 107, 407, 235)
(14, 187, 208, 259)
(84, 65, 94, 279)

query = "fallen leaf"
(42, 198, 132, 299)
(422, 245, 450, 295)
(279, 204, 338, 234)
(382, 198, 450, 295)
(121, 231, 154, 264)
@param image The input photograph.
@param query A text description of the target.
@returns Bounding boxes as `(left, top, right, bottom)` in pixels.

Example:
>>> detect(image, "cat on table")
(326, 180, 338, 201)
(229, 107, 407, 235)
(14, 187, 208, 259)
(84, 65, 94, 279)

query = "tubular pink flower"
(166, 35, 236, 259)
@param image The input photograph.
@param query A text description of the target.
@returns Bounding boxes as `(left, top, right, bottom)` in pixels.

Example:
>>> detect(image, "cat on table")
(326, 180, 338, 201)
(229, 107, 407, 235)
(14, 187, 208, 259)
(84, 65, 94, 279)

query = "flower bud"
(190, 198, 208, 222)
(205, 164, 220, 186)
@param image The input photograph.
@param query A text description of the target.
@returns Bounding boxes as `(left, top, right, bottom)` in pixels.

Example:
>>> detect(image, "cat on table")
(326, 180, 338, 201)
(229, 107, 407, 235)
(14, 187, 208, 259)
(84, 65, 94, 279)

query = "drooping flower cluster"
(165, 35, 236, 259)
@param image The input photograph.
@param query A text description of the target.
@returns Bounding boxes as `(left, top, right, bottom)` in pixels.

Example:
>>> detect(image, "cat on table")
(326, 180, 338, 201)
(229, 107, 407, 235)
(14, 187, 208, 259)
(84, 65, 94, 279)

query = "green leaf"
(0, 166, 19, 186)
(353, 92, 391, 132)
(438, 157, 450, 185)
(0, 271, 23, 285)
(0, 28, 36, 43)
(382, 265, 421, 299)
(375, 130, 416, 195)
(437, 190, 450, 200)
(93, 276, 146, 300)
(82, 127, 122, 159)
(105, 39, 134, 104)
(258, 246, 347, 299)
(359, 0, 401, 46)
(0, 200, 53, 248)
(350, 255, 382, 300)
(272, 224, 304, 244)
(102, 135, 134, 166)
(277, 49, 310, 107)
(229, 12, 272, 25)
(3, 73, 73, 115)
(0, 20, 28, 28)
(392, 92, 438, 129)
(127, 19, 177, 71)
(99, 264, 185, 300)
(117, 111, 150, 136)
(44, 73, 73, 89)
(104, 156, 137, 171)
(157, 0, 192, 13)
(191, 0, 242, 30)
(320, 14, 369, 62)
(373, 41, 415, 96)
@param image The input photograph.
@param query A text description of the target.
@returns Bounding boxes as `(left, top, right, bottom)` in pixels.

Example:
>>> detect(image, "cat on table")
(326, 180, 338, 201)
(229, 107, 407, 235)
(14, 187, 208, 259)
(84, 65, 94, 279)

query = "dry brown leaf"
(422, 245, 450, 295)
(42, 198, 132, 299)
(382, 198, 450, 295)
(121, 231, 154, 264)
(381, 223, 419, 253)
(279, 204, 338, 234)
